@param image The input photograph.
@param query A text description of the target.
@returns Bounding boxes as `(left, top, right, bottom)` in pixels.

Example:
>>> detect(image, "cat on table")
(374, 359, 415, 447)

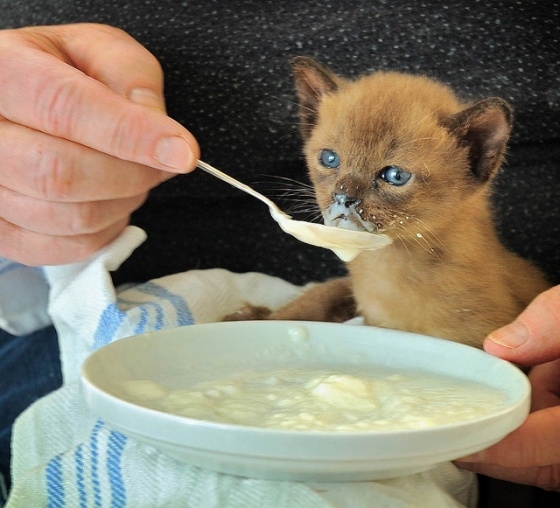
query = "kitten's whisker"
(409, 218, 448, 253)
(285, 203, 319, 213)
(414, 110, 438, 127)
(395, 232, 413, 259)
(254, 175, 324, 222)
(421, 163, 431, 180)
(268, 94, 304, 111)
(270, 92, 317, 116)
(274, 129, 301, 142)
(406, 226, 446, 255)
(270, 175, 313, 186)
(284, 204, 323, 222)
(267, 187, 316, 199)
(388, 210, 448, 256)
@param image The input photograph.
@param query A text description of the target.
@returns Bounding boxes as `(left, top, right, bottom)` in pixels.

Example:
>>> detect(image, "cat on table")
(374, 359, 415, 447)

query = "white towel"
(5, 226, 477, 508)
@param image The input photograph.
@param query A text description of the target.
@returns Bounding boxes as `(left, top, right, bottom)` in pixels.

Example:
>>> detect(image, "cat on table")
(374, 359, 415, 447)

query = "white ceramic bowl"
(81, 321, 530, 482)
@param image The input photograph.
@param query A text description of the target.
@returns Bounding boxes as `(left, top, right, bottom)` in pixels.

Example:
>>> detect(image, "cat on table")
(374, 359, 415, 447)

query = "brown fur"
(226, 57, 550, 348)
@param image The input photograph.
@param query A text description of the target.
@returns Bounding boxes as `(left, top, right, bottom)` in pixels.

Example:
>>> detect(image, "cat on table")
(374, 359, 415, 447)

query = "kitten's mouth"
(322, 205, 376, 233)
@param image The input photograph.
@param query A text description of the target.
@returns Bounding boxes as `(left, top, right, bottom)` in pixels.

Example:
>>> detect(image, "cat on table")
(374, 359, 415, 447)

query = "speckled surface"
(2, 0, 559, 284)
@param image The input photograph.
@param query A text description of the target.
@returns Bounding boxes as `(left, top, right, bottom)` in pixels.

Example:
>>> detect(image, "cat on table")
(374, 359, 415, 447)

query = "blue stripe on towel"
(90, 420, 104, 508)
(133, 305, 149, 334)
(136, 282, 194, 326)
(132, 302, 165, 333)
(115, 298, 164, 334)
(75, 445, 87, 508)
(92, 303, 127, 350)
(92, 281, 193, 349)
(107, 431, 128, 508)
(46, 455, 65, 508)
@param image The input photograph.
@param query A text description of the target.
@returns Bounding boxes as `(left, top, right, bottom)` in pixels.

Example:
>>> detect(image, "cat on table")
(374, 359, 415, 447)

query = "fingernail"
(487, 322, 529, 349)
(155, 136, 194, 171)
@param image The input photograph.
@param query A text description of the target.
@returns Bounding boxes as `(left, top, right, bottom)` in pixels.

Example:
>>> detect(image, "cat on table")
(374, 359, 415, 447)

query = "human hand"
(456, 284, 560, 491)
(0, 23, 200, 265)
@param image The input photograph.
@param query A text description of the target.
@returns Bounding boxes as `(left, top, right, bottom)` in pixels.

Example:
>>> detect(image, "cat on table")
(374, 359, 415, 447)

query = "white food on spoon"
(196, 160, 392, 261)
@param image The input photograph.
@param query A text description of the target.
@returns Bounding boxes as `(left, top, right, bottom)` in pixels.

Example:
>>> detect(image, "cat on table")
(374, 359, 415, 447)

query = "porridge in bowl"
(123, 366, 507, 432)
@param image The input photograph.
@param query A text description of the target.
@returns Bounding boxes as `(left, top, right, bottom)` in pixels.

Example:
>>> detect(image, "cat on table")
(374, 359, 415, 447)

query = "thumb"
(455, 407, 560, 489)
(483, 284, 560, 365)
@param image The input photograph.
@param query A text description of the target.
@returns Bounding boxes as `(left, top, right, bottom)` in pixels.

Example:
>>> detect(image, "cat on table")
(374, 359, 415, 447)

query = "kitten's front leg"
(222, 277, 357, 323)
(271, 277, 356, 322)
(221, 277, 356, 322)
(272, 277, 357, 322)
(222, 304, 273, 321)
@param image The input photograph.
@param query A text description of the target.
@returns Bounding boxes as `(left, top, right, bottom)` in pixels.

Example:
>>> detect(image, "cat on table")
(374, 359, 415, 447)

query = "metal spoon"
(196, 160, 392, 261)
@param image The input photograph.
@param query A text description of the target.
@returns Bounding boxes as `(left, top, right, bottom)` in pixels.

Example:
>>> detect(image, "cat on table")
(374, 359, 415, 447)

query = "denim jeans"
(0, 325, 62, 495)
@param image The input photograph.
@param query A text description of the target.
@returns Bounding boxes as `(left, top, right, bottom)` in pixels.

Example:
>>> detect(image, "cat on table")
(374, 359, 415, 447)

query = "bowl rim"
(81, 321, 531, 462)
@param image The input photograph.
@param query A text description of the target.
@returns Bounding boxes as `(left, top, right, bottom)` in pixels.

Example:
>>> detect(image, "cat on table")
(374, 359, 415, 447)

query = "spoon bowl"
(196, 160, 392, 261)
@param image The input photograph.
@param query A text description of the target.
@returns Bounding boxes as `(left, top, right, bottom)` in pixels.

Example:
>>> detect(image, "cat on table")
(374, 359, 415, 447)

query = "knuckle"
(32, 145, 75, 200)
(534, 465, 560, 491)
(72, 220, 128, 259)
(46, 233, 108, 264)
(65, 198, 136, 237)
(66, 203, 103, 235)
(66, 239, 104, 262)
(107, 109, 139, 159)
(35, 74, 84, 139)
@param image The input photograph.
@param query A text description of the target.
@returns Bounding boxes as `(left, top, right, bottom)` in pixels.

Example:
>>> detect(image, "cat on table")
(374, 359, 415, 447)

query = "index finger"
(529, 358, 560, 412)
(0, 25, 199, 173)
(457, 406, 560, 468)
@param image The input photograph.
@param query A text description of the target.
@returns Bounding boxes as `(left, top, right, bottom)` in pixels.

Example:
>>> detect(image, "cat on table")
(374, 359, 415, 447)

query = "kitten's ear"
(291, 56, 340, 138)
(446, 98, 513, 182)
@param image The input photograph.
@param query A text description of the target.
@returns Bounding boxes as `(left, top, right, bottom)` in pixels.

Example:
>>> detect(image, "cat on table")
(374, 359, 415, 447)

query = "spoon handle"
(196, 160, 281, 213)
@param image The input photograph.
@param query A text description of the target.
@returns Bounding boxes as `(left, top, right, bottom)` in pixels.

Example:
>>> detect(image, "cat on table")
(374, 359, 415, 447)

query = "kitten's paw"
(222, 304, 272, 321)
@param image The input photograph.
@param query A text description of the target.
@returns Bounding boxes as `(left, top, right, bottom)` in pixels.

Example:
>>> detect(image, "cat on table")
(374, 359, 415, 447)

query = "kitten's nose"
(333, 193, 362, 208)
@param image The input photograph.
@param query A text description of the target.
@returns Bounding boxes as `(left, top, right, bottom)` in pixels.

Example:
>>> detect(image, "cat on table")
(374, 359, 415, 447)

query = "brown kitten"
(230, 57, 550, 348)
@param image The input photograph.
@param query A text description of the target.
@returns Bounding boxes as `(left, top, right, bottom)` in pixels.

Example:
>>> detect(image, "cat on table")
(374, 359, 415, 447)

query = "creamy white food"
(122, 367, 507, 432)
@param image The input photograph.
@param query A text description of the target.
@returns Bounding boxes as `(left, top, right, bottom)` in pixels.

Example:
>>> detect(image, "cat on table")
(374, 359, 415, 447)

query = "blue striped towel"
(4, 227, 477, 508)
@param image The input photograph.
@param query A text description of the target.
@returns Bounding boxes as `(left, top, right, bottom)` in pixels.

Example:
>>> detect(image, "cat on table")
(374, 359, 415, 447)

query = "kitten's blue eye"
(319, 149, 340, 169)
(380, 166, 412, 186)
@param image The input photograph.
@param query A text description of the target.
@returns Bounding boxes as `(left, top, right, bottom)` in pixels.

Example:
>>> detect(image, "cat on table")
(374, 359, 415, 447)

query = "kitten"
(228, 57, 550, 348)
